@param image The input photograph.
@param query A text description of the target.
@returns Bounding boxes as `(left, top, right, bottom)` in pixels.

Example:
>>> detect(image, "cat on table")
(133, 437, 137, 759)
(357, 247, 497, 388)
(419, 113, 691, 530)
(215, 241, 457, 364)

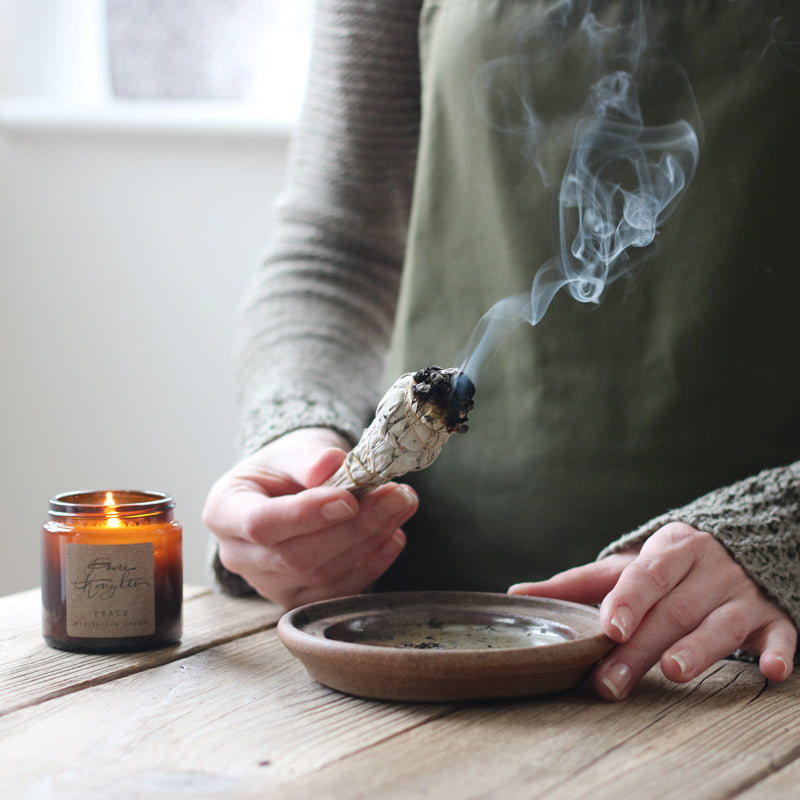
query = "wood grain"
(2, 586, 799, 799)
(1, 628, 453, 798)
(272, 663, 800, 800)
(0, 586, 282, 716)
(735, 754, 800, 800)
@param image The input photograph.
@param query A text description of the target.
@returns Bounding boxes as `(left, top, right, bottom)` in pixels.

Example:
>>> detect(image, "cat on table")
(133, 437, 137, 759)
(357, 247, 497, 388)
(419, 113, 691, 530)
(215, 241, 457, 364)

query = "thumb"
(304, 447, 348, 488)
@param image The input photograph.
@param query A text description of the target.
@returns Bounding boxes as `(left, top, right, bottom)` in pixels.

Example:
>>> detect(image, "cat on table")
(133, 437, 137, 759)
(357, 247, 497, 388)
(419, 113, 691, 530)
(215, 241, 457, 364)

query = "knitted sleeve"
(235, 0, 423, 457)
(598, 461, 800, 631)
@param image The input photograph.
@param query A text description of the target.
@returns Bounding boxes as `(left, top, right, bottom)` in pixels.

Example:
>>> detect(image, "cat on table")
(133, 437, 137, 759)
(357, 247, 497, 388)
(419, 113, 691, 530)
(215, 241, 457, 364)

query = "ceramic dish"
(277, 591, 613, 702)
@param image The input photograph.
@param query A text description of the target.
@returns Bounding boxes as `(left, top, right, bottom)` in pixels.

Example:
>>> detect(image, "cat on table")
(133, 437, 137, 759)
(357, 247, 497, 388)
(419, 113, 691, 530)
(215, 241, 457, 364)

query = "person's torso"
(382, 0, 800, 591)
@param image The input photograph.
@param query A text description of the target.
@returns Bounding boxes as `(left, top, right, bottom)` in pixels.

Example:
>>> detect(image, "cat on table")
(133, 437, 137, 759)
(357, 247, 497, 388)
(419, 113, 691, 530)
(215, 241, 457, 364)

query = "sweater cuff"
(238, 392, 364, 457)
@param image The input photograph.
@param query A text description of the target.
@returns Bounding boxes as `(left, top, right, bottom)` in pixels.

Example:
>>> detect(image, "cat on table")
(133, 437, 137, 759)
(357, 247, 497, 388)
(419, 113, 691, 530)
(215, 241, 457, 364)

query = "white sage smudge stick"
(325, 366, 476, 498)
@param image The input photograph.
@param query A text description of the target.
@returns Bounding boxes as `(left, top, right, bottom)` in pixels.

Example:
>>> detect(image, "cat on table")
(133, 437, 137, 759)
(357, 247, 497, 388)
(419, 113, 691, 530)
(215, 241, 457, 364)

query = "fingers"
(262, 483, 417, 570)
(206, 481, 356, 545)
(214, 480, 418, 609)
(595, 580, 741, 700)
(204, 428, 420, 609)
(222, 524, 408, 609)
(303, 447, 349, 487)
(597, 524, 703, 643)
(508, 554, 634, 606)
(757, 621, 797, 682)
(659, 604, 797, 683)
(591, 524, 798, 700)
(510, 522, 798, 701)
(286, 528, 408, 608)
(660, 601, 749, 682)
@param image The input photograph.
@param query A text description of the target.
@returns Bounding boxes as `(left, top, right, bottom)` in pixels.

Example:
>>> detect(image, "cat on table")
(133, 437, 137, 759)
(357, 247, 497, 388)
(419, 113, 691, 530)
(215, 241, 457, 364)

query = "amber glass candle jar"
(42, 490, 182, 652)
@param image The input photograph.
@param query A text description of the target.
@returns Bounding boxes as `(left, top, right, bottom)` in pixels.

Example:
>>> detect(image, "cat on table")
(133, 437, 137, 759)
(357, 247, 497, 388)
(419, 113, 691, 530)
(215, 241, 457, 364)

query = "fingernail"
(776, 655, 791, 680)
(378, 486, 417, 516)
(609, 606, 633, 641)
(320, 498, 355, 521)
(599, 662, 631, 700)
(381, 531, 406, 556)
(670, 649, 695, 676)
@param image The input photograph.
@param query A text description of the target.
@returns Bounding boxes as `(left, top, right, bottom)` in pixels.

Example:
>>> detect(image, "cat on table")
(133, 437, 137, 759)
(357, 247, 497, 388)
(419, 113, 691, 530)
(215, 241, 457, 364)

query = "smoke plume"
(459, 0, 701, 383)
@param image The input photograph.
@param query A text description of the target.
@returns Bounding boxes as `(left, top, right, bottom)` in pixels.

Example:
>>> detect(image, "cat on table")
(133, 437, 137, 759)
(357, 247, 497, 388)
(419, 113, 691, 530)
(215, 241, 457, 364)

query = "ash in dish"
(367, 619, 568, 650)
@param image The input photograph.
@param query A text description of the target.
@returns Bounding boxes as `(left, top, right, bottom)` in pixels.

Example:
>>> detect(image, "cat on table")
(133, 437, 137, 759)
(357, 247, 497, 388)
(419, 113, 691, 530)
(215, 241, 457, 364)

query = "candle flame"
(104, 491, 120, 527)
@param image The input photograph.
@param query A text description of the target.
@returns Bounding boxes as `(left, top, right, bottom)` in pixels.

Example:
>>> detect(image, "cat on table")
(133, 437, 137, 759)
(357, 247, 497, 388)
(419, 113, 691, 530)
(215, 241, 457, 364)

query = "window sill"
(0, 98, 296, 140)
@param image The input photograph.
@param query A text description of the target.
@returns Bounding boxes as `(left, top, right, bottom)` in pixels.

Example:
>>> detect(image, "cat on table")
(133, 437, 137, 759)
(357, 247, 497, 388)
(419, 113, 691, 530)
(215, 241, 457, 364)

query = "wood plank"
(735, 755, 800, 800)
(0, 586, 283, 716)
(271, 662, 800, 800)
(541, 667, 800, 800)
(1, 628, 454, 798)
(5, 583, 798, 799)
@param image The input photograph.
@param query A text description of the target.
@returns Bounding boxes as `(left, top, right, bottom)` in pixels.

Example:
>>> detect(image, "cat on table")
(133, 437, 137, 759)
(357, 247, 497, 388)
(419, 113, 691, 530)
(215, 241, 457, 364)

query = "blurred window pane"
(106, 0, 313, 115)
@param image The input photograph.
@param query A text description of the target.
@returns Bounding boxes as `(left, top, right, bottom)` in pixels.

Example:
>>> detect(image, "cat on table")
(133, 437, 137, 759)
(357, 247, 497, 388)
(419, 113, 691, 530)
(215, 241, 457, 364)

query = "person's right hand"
(202, 427, 417, 609)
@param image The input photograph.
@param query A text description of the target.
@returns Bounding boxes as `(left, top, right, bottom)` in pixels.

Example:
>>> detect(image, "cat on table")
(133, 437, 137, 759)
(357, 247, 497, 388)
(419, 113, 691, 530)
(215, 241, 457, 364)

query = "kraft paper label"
(65, 543, 156, 638)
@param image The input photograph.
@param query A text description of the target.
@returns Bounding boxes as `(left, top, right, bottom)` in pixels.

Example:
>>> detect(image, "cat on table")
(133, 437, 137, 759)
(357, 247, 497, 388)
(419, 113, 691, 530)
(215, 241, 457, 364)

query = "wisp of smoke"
(459, 0, 700, 384)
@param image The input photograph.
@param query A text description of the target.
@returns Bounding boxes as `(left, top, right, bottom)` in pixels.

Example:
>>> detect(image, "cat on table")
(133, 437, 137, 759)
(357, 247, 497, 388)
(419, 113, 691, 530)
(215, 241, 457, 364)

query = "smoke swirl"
(459, 1, 700, 382)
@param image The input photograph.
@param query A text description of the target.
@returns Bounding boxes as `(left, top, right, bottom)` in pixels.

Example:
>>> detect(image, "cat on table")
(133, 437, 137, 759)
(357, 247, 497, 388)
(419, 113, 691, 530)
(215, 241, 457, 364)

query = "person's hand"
(203, 427, 417, 609)
(509, 522, 797, 700)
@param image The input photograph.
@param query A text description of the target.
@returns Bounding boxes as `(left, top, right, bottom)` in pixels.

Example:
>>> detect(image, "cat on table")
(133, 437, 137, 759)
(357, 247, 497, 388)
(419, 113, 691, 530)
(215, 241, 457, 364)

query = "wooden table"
(2, 585, 799, 799)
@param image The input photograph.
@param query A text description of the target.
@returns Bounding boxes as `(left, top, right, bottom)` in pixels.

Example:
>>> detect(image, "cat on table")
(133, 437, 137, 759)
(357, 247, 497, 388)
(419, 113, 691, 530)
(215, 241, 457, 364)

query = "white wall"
(0, 108, 290, 594)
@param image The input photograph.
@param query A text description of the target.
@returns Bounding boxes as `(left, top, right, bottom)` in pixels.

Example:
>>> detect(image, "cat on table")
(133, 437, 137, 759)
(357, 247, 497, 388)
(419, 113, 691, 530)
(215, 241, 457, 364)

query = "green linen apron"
(380, 0, 800, 592)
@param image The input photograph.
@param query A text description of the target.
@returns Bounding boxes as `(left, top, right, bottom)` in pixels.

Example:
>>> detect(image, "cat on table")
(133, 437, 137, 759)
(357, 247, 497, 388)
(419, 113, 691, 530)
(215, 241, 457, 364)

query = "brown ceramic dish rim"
(278, 591, 610, 661)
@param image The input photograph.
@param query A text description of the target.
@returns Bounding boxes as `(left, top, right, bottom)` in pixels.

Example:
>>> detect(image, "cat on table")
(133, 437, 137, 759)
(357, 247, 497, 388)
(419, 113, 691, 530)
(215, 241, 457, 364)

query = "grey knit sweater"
(224, 0, 800, 633)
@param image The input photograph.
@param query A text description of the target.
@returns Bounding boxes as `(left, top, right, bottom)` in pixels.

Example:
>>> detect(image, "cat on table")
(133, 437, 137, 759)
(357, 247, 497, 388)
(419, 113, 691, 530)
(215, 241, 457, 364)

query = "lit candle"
(41, 490, 182, 652)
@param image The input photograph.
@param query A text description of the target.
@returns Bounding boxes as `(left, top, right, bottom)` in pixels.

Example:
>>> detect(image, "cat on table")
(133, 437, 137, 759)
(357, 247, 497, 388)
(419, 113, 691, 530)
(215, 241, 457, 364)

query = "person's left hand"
(508, 522, 797, 700)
